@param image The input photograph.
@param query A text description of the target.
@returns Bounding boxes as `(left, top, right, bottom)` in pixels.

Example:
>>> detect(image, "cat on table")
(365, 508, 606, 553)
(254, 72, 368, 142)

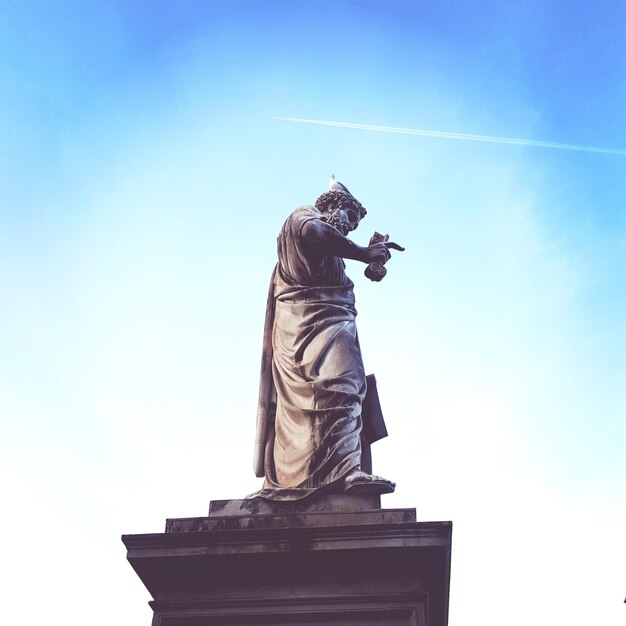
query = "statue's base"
(122, 494, 452, 626)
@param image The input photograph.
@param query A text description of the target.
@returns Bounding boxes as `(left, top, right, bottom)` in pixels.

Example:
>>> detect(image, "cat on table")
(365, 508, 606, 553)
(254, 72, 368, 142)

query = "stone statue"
(252, 177, 404, 501)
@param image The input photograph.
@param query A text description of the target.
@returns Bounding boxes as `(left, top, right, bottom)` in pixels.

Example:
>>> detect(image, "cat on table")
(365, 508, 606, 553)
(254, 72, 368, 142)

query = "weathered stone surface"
(123, 496, 451, 625)
(166, 508, 416, 533)
(209, 493, 381, 517)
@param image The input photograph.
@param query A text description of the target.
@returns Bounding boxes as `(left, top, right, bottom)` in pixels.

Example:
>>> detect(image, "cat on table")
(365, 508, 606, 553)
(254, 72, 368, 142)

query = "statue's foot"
(343, 469, 395, 495)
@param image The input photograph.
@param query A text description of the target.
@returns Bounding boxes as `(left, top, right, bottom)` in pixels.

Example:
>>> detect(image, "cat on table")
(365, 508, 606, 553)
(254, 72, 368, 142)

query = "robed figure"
(252, 179, 403, 501)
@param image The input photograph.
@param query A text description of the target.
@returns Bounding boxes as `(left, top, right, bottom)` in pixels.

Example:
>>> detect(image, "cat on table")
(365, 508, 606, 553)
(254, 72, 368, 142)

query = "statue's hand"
(365, 243, 390, 264)
(364, 241, 405, 264)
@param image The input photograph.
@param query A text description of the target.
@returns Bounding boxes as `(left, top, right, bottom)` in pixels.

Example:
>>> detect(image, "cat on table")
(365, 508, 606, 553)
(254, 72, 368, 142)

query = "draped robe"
(253, 205, 366, 500)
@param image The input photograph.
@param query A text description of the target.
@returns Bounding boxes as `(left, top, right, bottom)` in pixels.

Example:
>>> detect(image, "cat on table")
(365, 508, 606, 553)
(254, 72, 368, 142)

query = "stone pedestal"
(122, 495, 452, 625)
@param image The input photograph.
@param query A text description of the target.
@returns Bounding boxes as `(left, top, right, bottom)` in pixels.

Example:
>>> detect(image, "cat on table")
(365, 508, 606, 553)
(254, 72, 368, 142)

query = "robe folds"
(252, 205, 366, 500)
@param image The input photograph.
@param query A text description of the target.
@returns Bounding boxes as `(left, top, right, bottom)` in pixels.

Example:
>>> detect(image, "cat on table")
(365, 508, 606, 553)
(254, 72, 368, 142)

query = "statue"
(252, 177, 404, 501)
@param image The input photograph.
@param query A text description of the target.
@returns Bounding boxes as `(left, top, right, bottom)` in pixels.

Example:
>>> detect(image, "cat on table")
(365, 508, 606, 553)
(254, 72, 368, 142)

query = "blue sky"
(1, 2, 625, 624)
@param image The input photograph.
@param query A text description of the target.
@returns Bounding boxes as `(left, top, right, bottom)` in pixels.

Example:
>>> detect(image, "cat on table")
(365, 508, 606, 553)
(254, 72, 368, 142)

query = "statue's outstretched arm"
(301, 219, 403, 264)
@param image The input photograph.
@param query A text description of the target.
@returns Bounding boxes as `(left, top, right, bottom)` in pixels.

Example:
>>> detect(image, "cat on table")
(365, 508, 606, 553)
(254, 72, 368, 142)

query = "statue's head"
(315, 178, 367, 236)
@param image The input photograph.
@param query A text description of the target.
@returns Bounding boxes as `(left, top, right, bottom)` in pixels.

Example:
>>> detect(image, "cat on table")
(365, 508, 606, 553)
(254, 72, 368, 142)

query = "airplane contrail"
(267, 115, 626, 156)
